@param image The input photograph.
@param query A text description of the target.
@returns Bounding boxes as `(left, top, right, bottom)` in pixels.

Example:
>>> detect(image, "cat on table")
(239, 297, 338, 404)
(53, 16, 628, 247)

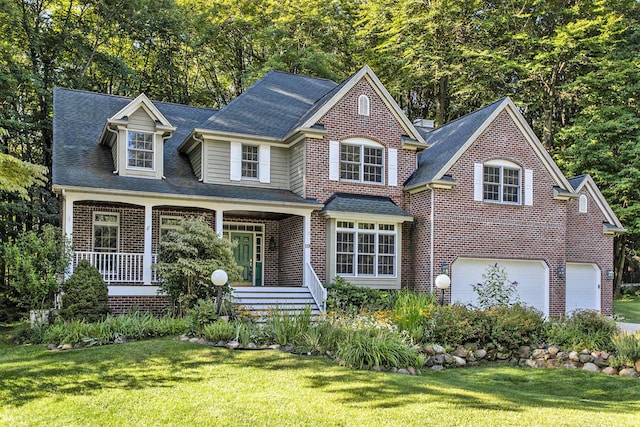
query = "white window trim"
(340, 138, 385, 185)
(241, 144, 260, 180)
(93, 212, 120, 252)
(358, 94, 370, 116)
(335, 220, 397, 278)
(481, 160, 523, 205)
(579, 194, 588, 213)
(126, 130, 155, 171)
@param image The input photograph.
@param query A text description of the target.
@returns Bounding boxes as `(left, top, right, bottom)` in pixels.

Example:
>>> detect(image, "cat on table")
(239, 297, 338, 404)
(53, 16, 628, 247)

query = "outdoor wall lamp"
(435, 274, 451, 306)
(606, 269, 614, 280)
(441, 262, 450, 276)
(557, 266, 566, 279)
(269, 236, 278, 251)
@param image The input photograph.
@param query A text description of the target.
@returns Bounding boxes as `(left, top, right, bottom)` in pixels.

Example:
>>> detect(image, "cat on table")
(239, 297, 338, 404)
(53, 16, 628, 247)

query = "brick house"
(52, 66, 624, 317)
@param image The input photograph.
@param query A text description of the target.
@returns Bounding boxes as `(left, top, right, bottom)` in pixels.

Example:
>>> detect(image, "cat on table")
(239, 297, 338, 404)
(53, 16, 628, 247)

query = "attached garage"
(451, 258, 549, 315)
(565, 263, 600, 314)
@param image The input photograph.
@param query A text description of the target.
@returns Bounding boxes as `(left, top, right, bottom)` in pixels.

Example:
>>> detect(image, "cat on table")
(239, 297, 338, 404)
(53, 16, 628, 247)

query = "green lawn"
(614, 298, 640, 323)
(1, 338, 640, 426)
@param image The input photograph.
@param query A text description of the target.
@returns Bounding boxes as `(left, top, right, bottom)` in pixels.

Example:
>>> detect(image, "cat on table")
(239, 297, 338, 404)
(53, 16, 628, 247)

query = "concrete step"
(230, 286, 320, 315)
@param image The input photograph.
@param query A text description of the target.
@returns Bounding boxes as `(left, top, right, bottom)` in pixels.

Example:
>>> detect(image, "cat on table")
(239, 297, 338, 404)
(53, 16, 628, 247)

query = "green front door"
(231, 232, 253, 286)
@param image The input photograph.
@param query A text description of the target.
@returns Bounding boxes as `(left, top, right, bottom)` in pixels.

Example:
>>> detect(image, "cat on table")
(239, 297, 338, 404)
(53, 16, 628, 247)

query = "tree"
(0, 151, 47, 200)
(155, 217, 242, 315)
(60, 259, 110, 322)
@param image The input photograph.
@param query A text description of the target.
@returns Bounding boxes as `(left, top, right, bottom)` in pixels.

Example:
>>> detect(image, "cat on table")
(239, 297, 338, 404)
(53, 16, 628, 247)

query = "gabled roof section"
(109, 93, 174, 127)
(299, 66, 427, 145)
(195, 71, 338, 140)
(320, 193, 413, 222)
(570, 174, 624, 231)
(405, 97, 574, 192)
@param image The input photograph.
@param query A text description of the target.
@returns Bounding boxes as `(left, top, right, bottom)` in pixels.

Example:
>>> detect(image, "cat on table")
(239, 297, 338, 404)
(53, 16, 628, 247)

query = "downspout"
(430, 186, 435, 295)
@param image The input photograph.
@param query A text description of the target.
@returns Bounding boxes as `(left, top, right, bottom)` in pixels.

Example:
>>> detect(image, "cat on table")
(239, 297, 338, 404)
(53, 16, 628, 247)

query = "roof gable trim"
(109, 93, 173, 127)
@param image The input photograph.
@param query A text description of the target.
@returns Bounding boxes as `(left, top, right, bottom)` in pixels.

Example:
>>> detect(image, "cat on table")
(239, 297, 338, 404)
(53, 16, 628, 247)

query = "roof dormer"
(100, 94, 176, 180)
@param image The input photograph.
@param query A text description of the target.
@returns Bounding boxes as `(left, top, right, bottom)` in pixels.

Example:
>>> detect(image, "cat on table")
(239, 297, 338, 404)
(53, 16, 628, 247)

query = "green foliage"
(392, 290, 435, 342)
(611, 331, 640, 367)
(471, 263, 520, 309)
(425, 304, 491, 348)
(336, 328, 420, 370)
(3, 225, 71, 313)
(546, 310, 620, 351)
(59, 260, 110, 322)
(0, 151, 47, 199)
(261, 305, 313, 346)
(155, 217, 242, 316)
(187, 298, 221, 334)
(326, 277, 393, 313)
(202, 320, 236, 343)
(487, 305, 545, 350)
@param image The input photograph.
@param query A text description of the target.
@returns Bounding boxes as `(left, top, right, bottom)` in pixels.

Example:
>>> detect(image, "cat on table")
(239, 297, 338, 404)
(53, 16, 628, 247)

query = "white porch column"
(62, 191, 75, 278)
(303, 212, 312, 285)
(143, 204, 153, 285)
(215, 209, 224, 236)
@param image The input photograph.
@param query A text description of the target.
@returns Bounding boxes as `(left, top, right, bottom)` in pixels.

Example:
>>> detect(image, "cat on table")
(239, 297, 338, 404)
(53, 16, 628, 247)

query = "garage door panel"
(451, 258, 548, 315)
(566, 263, 600, 313)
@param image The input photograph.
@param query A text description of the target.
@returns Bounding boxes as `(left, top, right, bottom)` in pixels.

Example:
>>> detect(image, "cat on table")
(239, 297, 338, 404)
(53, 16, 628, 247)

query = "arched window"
(358, 95, 370, 116)
(340, 138, 384, 184)
(482, 159, 521, 204)
(579, 194, 588, 213)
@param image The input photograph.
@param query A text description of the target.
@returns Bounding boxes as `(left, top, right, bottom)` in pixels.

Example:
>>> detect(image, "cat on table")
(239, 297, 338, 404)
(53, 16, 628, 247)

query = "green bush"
(392, 290, 435, 342)
(326, 277, 393, 313)
(487, 304, 545, 350)
(546, 310, 619, 351)
(612, 331, 640, 367)
(202, 321, 236, 342)
(60, 260, 110, 322)
(471, 263, 520, 309)
(425, 304, 491, 347)
(187, 299, 219, 334)
(261, 305, 313, 346)
(336, 328, 420, 369)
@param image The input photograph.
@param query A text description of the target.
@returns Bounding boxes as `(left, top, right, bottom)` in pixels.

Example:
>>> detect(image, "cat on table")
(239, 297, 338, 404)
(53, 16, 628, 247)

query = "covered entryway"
(451, 258, 549, 315)
(566, 263, 601, 314)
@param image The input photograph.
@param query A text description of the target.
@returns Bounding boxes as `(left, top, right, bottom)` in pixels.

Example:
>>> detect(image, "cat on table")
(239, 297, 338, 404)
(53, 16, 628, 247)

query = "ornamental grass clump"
(336, 328, 421, 370)
(392, 290, 435, 342)
(262, 305, 313, 346)
(611, 331, 640, 367)
(546, 310, 619, 351)
(202, 320, 236, 342)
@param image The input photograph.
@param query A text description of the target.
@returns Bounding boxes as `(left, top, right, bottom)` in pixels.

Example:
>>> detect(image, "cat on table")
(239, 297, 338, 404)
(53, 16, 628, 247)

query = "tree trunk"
(613, 234, 626, 299)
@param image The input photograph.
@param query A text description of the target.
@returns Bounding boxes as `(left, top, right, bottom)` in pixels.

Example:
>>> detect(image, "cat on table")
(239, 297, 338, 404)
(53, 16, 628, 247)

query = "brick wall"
(74, 202, 145, 253)
(108, 295, 169, 316)
(278, 215, 304, 285)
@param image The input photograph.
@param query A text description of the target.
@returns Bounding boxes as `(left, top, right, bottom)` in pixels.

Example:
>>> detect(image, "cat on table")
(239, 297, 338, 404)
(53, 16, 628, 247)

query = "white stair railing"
(304, 262, 327, 312)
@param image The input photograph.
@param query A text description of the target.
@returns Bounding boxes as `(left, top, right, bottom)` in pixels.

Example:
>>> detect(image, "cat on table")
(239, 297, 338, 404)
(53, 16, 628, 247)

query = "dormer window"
(358, 95, 370, 116)
(127, 131, 155, 170)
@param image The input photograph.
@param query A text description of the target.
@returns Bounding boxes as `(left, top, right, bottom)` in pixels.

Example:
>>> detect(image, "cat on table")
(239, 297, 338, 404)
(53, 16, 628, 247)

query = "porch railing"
(305, 262, 327, 312)
(73, 252, 157, 285)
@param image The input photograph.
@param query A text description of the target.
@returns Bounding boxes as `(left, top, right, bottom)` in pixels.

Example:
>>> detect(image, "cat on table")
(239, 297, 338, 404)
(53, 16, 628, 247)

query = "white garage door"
(566, 263, 600, 314)
(451, 258, 549, 315)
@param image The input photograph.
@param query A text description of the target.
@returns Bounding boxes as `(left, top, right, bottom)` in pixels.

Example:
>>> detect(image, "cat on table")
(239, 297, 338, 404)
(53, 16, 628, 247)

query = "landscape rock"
(433, 354, 445, 365)
(180, 335, 190, 342)
(431, 365, 444, 371)
(268, 344, 281, 350)
(47, 343, 58, 350)
(532, 349, 546, 359)
(562, 362, 578, 369)
(568, 351, 580, 362)
(519, 346, 532, 359)
(635, 360, 640, 372)
(408, 367, 417, 375)
(546, 359, 560, 368)
(432, 344, 446, 354)
(579, 353, 594, 364)
(496, 352, 511, 360)
(593, 356, 608, 368)
(525, 359, 538, 369)
(582, 363, 600, 373)
(473, 349, 487, 360)
(547, 345, 560, 356)
(226, 340, 240, 349)
(619, 368, 637, 378)
(453, 347, 467, 358)
(189, 337, 199, 343)
(61, 343, 73, 350)
(424, 345, 436, 355)
(443, 354, 454, 365)
(197, 338, 208, 345)
(245, 342, 257, 349)
(452, 356, 467, 367)
(602, 367, 618, 375)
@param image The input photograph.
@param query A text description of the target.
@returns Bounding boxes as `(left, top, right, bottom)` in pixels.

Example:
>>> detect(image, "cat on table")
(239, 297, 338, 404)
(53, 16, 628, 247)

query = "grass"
(1, 337, 640, 426)
(614, 297, 640, 323)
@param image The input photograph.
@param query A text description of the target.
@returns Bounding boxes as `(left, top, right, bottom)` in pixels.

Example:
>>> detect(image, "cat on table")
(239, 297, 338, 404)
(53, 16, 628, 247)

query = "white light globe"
(435, 274, 451, 290)
(211, 269, 228, 287)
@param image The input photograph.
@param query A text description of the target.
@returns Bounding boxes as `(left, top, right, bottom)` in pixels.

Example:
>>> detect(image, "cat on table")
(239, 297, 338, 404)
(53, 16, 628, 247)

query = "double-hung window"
(336, 221, 396, 277)
(159, 216, 182, 241)
(483, 163, 521, 204)
(93, 212, 119, 274)
(241, 144, 259, 179)
(340, 141, 384, 184)
(127, 131, 154, 169)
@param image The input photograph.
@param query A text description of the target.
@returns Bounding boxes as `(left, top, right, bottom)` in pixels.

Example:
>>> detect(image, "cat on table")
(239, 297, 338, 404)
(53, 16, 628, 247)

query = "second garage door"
(451, 258, 549, 315)
(565, 263, 600, 314)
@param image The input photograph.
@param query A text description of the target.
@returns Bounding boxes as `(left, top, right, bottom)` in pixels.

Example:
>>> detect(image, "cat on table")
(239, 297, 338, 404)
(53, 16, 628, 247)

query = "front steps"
(230, 286, 323, 316)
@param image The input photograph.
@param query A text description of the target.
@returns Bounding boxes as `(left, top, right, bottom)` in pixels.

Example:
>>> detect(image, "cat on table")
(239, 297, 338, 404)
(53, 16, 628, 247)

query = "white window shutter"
(524, 169, 533, 206)
(473, 163, 483, 201)
(388, 148, 398, 186)
(259, 145, 270, 183)
(230, 141, 241, 181)
(329, 140, 340, 181)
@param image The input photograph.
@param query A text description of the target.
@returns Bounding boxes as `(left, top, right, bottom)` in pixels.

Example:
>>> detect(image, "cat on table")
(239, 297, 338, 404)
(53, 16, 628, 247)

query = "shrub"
(471, 263, 520, 309)
(60, 260, 110, 322)
(392, 290, 435, 342)
(612, 331, 640, 367)
(546, 310, 619, 351)
(487, 304, 545, 350)
(202, 321, 236, 342)
(326, 277, 393, 313)
(425, 304, 491, 348)
(187, 299, 220, 334)
(336, 328, 420, 369)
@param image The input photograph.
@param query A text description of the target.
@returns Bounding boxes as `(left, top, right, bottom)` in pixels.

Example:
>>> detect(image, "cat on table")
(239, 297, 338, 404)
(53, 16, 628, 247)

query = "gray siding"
(290, 141, 305, 196)
(188, 143, 202, 179)
(111, 141, 118, 170)
(204, 141, 290, 189)
(128, 108, 156, 132)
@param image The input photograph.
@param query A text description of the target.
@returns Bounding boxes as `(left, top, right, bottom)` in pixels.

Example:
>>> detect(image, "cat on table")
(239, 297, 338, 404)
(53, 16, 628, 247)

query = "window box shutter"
(524, 169, 533, 206)
(474, 163, 483, 201)
(259, 145, 270, 183)
(329, 140, 340, 181)
(230, 142, 241, 181)
(388, 148, 398, 186)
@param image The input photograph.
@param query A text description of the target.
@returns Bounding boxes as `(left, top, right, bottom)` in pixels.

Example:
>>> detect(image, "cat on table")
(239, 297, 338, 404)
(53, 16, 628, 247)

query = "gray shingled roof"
(567, 175, 588, 190)
(197, 71, 338, 139)
(52, 88, 320, 206)
(404, 98, 506, 188)
(322, 193, 412, 219)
